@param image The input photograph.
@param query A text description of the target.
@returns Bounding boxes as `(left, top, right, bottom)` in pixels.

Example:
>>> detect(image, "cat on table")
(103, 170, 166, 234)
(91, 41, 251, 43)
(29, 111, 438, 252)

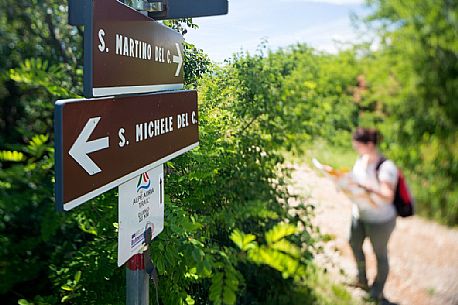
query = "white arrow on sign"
(172, 43, 183, 77)
(69, 117, 109, 175)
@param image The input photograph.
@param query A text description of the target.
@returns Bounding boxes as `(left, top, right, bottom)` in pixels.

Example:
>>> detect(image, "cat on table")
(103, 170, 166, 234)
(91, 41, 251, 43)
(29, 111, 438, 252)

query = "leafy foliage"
(0, 0, 82, 146)
(2, 0, 455, 305)
(357, 0, 458, 225)
(0, 3, 353, 304)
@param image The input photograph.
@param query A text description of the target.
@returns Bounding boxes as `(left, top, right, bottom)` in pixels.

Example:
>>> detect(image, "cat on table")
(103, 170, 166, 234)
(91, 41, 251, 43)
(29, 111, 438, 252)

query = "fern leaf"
(0, 150, 25, 162)
(230, 229, 256, 251)
(265, 223, 297, 244)
(271, 239, 301, 259)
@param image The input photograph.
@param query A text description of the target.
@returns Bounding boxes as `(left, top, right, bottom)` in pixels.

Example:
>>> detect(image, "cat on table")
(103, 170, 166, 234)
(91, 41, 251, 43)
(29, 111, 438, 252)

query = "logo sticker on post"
(118, 165, 164, 267)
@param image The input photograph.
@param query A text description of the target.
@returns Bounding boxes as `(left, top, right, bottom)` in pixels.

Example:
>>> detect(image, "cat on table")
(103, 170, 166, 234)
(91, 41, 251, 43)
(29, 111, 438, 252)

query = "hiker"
(349, 127, 397, 303)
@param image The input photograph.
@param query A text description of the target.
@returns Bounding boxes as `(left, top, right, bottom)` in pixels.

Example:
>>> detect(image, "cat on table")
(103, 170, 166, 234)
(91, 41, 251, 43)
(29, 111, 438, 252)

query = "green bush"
(0, 38, 357, 304)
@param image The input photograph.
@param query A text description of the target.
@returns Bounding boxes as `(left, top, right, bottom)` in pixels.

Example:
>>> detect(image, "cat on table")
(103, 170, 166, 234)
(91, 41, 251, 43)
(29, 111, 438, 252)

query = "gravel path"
(289, 164, 458, 305)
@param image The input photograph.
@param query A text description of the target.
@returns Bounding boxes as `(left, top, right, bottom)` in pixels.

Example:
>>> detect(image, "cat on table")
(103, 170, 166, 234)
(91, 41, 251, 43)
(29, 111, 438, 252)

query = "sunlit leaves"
(1, 9, 330, 304)
(265, 223, 297, 244)
(26, 134, 49, 158)
(75, 213, 98, 236)
(60, 271, 82, 303)
(230, 230, 256, 251)
(231, 222, 309, 282)
(0, 150, 25, 162)
(361, 0, 458, 225)
(9, 58, 71, 97)
(209, 265, 240, 305)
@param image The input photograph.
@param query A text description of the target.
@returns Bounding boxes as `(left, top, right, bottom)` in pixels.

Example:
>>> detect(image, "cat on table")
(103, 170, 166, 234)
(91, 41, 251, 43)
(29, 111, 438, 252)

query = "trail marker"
(54, 90, 198, 211)
(60, 1, 229, 303)
(69, 0, 184, 97)
(118, 165, 164, 267)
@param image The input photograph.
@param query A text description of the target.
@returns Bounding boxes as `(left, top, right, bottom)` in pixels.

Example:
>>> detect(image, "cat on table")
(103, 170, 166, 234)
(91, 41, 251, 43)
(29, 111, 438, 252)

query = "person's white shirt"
(351, 156, 398, 222)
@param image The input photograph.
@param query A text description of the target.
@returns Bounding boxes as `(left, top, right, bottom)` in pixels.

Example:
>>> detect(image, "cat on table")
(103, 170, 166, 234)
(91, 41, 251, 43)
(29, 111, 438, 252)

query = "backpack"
(375, 157, 414, 217)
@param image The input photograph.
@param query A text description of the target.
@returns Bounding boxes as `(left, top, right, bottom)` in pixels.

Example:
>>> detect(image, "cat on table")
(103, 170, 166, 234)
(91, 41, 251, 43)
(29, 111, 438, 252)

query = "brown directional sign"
(54, 90, 198, 211)
(70, 0, 184, 97)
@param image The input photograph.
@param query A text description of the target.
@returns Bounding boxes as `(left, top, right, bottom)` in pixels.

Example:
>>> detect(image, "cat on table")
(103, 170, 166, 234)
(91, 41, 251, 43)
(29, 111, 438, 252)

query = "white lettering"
(143, 122, 148, 140)
(135, 116, 175, 143)
(134, 39, 139, 58)
(98, 29, 106, 52)
(123, 36, 129, 56)
(154, 46, 166, 62)
(142, 42, 148, 59)
(114, 34, 153, 60)
(129, 38, 134, 57)
(148, 121, 154, 138)
(178, 113, 191, 129)
(118, 128, 126, 147)
(192, 111, 197, 124)
(116, 34, 123, 55)
(154, 120, 160, 136)
(169, 116, 173, 132)
(147, 45, 152, 60)
(160, 118, 165, 134)
(184, 113, 188, 127)
(136, 124, 143, 142)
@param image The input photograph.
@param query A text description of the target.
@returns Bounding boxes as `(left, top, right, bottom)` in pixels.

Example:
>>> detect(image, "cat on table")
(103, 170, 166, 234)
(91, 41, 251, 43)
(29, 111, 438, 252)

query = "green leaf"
(61, 295, 71, 303)
(209, 272, 224, 305)
(185, 295, 195, 305)
(222, 286, 236, 305)
(74, 271, 82, 283)
(27, 134, 49, 158)
(61, 284, 73, 291)
(271, 239, 301, 259)
(230, 229, 256, 251)
(265, 223, 297, 244)
(0, 150, 25, 162)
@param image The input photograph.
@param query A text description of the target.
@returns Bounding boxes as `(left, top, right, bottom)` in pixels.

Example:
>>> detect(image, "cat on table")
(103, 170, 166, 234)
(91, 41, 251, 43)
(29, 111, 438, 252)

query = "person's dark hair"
(352, 127, 381, 145)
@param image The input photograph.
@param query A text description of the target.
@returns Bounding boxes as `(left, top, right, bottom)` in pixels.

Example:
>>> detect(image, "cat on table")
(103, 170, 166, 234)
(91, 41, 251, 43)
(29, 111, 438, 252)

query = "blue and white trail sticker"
(118, 164, 164, 266)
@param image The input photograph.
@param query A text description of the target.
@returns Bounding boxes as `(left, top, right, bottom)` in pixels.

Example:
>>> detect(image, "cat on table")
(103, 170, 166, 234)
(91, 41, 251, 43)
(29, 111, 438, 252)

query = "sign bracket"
(121, 0, 165, 12)
(148, 0, 228, 20)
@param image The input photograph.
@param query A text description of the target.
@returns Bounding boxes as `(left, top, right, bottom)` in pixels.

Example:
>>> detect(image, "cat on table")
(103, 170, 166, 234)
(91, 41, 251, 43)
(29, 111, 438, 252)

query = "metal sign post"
(126, 254, 149, 305)
(120, 165, 163, 305)
(58, 1, 229, 304)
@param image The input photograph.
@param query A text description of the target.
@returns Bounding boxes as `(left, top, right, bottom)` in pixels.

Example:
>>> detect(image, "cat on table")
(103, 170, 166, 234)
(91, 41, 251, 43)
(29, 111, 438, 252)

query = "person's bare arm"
(359, 180, 395, 203)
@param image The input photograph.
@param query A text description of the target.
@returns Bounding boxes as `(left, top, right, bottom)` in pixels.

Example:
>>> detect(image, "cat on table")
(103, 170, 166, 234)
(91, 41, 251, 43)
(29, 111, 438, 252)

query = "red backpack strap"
(397, 171, 412, 203)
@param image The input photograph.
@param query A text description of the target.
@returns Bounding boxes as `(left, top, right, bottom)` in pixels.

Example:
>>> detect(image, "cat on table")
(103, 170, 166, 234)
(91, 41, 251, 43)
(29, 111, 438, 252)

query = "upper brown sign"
(54, 90, 198, 211)
(76, 0, 184, 97)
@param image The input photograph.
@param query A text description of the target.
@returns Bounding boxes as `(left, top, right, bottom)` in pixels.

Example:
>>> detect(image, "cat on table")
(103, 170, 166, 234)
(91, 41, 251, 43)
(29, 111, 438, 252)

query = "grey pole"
(126, 253, 149, 305)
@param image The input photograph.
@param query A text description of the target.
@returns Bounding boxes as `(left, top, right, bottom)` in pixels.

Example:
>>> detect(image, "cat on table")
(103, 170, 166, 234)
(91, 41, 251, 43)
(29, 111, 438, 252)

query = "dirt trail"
(289, 163, 458, 305)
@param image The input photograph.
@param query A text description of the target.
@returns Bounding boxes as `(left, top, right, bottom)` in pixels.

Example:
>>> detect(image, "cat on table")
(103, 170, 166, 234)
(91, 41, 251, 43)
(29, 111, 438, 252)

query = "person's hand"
(357, 182, 373, 193)
(322, 164, 334, 172)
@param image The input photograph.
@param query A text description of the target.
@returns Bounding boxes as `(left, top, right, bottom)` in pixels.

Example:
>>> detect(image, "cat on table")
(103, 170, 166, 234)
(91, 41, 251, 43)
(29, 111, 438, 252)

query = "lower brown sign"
(54, 90, 198, 211)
